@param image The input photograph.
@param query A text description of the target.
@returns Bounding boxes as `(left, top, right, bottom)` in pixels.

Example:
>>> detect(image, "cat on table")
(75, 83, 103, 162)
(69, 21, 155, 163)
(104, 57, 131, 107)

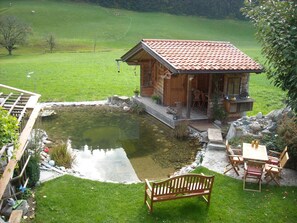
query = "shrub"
(133, 88, 140, 94)
(26, 156, 40, 187)
(212, 94, 227, 122)
(174, 121, 189, 140)
(276, 113, 297, 170)
(50, 142, 75, 168)
(151, 95, 161, 104)
(130, 102, 145, 115)
(21, 188, 33, 200)
(229, 135, 254, 148)
(0, 108, 19, 148)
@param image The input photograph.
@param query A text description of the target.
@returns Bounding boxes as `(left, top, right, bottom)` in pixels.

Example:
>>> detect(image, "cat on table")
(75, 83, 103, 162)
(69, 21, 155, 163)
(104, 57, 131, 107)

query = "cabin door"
(141, 62, 154, 96)
(164, 75, 187, 106)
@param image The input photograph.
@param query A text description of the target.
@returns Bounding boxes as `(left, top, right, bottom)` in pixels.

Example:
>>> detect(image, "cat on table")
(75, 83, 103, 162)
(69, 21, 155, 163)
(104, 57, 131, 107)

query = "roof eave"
(120, 42, 143, 62)
(120, 40, 178, 73)
(173, 69, 263, 75)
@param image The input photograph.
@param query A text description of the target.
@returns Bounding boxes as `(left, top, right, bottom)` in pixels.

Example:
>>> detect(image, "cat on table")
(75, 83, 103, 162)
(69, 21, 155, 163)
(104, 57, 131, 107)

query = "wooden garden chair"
(268, 146, 287, 165)
(224, 140, 243, 176)
(192, 90, 202, 108)
(200, 92, 208, 111)
(243, 160, 265, 192)
(265, 152, 289, 186)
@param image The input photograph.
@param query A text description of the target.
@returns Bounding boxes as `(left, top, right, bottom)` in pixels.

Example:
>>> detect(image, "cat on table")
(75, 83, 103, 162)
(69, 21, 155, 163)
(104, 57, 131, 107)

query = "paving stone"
(207, 142, 226, 150)
(208, 128, 223, 143)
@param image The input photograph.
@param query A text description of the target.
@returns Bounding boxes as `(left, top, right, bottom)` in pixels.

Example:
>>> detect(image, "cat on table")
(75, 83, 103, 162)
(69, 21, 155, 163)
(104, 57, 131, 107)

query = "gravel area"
(202, 147, 297, 186)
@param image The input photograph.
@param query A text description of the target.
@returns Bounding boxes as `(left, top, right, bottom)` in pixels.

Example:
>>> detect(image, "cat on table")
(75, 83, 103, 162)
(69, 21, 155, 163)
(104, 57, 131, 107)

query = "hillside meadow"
(0, 0, 285, 114)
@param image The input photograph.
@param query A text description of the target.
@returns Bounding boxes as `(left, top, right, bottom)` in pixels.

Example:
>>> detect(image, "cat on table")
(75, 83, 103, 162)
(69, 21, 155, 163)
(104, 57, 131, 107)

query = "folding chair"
(268, 146, 287, 165)
(224, 140, 243, 176)
(265, 152, 289, 186)
(243, 160, 265, 192)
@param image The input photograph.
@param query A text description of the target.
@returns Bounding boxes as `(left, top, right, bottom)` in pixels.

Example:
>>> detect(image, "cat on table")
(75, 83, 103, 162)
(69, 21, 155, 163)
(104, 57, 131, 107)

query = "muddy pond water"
(39, 106, 198, 182)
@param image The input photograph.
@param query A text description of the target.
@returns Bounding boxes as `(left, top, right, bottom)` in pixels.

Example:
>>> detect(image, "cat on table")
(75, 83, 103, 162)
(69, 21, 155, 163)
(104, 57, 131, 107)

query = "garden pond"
(38, 106, 200, 182)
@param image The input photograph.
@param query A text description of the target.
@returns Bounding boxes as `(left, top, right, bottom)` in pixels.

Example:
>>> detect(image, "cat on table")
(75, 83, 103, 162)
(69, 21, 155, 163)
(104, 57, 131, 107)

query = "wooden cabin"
(121, 39, 263, 125)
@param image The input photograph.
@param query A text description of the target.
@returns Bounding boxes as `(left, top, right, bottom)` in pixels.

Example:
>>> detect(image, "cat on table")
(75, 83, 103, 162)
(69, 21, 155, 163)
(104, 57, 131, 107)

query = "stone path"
(202, 147, 297, 186)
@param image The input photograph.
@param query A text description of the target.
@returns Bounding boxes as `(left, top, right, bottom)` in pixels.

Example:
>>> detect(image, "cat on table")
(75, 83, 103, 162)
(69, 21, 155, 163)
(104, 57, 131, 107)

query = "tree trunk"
(7, 46, 13, 55)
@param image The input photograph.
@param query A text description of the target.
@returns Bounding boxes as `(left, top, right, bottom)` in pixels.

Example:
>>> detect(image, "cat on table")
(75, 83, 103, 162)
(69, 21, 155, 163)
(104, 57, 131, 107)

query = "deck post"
(186, 75, 194, 118)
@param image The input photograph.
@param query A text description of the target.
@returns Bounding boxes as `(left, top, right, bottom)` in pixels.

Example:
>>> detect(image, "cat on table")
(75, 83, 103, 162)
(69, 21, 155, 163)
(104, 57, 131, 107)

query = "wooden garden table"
(242, 143, 268, 162)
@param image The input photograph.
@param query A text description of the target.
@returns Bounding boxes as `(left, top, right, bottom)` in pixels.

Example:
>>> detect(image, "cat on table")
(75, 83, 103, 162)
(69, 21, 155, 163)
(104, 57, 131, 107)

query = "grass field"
(0, 51, 138, 101)
(0, 0, 285, 114)
(0, 0, 259, 51)
(32, 168, 297, 223)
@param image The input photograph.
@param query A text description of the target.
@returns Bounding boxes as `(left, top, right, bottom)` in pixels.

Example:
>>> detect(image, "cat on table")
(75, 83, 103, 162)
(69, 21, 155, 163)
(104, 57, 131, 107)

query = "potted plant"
(133, 88, 140, 97)
(151, 95, 161, 104)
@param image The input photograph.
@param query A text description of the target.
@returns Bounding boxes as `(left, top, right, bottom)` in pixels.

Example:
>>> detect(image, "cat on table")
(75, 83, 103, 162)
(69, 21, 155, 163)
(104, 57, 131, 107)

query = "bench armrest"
(145, 179, 152, 191)
(266, 164, 282, 171)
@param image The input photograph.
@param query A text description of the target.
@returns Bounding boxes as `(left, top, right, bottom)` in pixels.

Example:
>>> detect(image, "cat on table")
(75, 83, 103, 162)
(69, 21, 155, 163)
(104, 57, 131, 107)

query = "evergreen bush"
(212, 92, 227, 122)
(26, 156, 40, 187)
(277, 113, 297, 170)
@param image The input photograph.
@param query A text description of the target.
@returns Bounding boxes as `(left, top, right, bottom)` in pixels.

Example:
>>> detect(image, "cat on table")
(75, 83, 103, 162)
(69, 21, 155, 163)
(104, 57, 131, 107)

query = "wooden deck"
(189, 120, 219, 132)
(133, 96, 208, 128)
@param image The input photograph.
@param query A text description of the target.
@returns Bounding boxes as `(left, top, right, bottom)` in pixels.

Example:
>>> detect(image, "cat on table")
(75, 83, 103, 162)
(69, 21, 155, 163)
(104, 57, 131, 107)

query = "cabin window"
(227, 77, 241, 97)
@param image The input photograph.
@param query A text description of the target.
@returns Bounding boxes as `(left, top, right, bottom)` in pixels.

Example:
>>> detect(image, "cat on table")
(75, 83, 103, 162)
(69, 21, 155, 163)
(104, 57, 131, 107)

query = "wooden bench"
(144, 173, 215, 213)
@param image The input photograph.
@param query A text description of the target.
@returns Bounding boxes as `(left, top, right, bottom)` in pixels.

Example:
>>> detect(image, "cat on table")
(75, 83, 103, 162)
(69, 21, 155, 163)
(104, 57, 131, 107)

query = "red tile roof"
(122, 39, 263, 74)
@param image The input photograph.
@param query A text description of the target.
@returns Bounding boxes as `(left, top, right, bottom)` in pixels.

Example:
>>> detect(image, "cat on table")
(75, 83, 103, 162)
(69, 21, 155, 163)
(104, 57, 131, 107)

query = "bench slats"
(144, 173, 215, 213)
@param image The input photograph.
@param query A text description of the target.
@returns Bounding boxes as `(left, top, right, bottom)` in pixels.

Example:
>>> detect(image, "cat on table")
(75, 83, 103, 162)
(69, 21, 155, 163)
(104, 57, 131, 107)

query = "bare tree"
(0, 15, 31, 55)
(45, 33, 56, 53)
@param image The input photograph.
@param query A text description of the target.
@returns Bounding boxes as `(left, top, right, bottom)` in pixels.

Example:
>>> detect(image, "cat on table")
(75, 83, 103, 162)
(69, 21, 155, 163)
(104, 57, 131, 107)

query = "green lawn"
(249, 74, 286, 115)
(32, 167, 297, 223)
(0, 51, 138, 101)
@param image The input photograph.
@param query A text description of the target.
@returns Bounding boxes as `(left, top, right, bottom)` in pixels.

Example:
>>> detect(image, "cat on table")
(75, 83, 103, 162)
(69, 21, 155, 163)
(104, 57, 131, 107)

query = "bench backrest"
(151, 174, 214, 196)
